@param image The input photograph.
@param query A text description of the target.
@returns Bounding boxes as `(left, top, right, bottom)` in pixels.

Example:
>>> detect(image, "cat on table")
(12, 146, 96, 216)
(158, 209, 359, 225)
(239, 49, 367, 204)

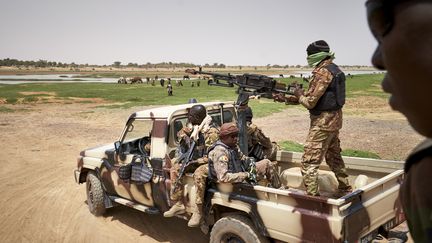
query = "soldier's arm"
(204, 127, 219, 148)
(213, 150, 248, 183)
(299, 68, 333, 109)
(256, 127, 273, 150)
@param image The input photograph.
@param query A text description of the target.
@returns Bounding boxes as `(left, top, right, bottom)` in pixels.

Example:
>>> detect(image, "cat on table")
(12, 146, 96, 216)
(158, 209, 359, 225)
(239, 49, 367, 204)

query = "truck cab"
(74, 101, 235, 215)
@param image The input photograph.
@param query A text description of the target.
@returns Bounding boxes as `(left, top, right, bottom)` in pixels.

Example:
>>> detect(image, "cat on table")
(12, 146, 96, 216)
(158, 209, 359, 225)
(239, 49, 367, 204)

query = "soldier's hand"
(285, 95, 299, 105)
(293, 87, 304, 98)
(272, 93, 285, 103)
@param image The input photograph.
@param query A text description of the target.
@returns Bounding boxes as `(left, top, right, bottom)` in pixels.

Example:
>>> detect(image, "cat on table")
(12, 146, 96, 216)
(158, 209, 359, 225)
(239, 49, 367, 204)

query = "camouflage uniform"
(169, 121, 219, 202)
(192, 124, 219, 205)
(209, 141, 280, 187)
(298, 59, 351, 196)
(247, 122, 279, 161)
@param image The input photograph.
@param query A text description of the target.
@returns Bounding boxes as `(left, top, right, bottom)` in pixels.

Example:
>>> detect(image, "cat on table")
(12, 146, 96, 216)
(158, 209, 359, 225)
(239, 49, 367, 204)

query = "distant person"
(160, 78, 165, 87)
(191, 80, 195, 87)
(197, 79, 200, 87)
(167, 83, 173, 96)
(365, 0, 432, 242)
(273, 40, 351, 197)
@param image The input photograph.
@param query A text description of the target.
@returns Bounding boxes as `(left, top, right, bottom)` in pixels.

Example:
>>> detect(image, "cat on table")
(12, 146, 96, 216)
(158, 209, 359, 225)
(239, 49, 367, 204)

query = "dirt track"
(0, 99, 422, 242)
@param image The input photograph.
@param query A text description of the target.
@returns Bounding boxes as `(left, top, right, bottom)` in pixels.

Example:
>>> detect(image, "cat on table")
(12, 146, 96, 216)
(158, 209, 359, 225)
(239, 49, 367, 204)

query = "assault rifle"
(173, 139, 196, 189)
(185, 67, 302, 99)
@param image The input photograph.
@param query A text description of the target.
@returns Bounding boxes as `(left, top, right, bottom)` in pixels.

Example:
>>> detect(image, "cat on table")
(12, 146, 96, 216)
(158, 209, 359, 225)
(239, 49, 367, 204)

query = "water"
(0, 74, 118, 84)
(0, 71, 386, 84)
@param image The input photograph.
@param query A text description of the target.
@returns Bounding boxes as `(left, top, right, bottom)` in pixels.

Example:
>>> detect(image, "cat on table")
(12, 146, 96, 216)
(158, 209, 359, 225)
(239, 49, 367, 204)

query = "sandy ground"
(0, 97, 422, 242)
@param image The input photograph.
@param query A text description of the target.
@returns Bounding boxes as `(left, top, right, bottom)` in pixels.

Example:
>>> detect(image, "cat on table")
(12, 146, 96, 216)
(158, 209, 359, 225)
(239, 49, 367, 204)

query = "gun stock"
(173, 140, 196, 189)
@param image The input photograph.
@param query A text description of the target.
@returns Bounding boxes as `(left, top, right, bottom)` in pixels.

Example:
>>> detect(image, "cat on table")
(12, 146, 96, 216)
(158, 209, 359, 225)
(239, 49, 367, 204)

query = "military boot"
(187, 205, 202, 227)
(163, 201, 185, 217)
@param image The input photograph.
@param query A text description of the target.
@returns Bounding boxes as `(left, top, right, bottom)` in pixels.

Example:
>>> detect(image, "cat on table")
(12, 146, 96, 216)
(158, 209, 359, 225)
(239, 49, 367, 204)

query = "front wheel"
(210, 215, 269, 243)
(86, 171, 106, 216)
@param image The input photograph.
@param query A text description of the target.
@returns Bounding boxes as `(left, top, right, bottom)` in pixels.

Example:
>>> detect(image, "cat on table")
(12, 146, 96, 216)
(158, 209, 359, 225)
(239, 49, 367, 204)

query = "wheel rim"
(221, 233, 245, 243)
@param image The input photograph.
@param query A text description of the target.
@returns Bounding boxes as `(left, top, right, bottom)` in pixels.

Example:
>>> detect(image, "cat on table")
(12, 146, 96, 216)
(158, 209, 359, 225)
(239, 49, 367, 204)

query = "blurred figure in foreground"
(366, 0, 432, 242)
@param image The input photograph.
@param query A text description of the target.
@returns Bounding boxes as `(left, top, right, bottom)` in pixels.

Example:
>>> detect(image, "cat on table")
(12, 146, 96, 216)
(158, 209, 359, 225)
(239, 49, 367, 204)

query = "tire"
(210, 214, 269, 243)
(86, 171, 106, 216)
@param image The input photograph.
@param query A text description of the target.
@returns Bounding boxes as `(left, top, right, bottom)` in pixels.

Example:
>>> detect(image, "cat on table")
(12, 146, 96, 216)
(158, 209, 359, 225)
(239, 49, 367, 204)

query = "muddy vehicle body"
(74, 101, 404, 242)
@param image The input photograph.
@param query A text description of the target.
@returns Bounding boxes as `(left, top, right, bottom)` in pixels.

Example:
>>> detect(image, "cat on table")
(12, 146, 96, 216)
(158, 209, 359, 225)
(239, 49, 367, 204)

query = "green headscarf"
(307, 51, 335, 67)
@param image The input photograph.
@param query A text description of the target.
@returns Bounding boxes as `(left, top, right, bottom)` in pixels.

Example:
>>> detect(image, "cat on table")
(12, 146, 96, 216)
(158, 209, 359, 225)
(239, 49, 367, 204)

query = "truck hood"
(81, 143, 114, 159)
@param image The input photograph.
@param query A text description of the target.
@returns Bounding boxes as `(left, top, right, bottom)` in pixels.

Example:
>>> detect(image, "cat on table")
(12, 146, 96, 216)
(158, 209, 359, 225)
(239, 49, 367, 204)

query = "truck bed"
(204, 151, 405, 242)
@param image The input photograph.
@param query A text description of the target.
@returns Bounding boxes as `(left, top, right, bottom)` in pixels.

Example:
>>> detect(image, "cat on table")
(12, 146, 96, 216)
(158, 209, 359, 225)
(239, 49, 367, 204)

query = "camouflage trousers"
(193, 164, 208, 205)
(170, 157, 206, 202)
(301, 128, 351, 196)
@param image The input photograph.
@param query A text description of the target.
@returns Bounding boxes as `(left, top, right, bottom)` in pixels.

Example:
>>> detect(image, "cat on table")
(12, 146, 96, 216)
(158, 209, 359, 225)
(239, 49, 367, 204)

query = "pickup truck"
(74, 101, 405, 243)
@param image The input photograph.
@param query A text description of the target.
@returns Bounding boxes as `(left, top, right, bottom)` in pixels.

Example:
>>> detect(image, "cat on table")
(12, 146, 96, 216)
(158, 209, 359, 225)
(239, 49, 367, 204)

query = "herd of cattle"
(117, 75, 194, 85)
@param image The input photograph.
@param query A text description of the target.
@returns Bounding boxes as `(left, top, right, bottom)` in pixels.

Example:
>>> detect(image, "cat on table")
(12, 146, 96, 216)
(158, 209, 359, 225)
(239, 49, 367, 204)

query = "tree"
(113, 61, 121, 68)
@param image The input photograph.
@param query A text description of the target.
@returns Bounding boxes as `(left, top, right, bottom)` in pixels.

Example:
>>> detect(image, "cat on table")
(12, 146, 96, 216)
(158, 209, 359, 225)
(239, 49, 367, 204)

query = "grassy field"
(0, 74, 388, 159)
(0, 73, 386, 115)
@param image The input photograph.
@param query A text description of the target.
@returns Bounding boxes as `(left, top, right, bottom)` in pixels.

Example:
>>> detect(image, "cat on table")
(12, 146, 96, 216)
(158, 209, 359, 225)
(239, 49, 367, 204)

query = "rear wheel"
(86, 172, 106, 216)
(210, 214, 269, 243)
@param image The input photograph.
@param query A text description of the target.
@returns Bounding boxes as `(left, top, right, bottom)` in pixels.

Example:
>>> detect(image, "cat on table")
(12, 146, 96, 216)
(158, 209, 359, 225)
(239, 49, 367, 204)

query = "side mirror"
(114, 141, 121, 153)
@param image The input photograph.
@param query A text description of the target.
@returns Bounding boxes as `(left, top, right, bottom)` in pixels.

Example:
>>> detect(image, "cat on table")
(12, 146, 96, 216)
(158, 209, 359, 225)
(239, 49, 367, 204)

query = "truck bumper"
(74, 169, 81, 184)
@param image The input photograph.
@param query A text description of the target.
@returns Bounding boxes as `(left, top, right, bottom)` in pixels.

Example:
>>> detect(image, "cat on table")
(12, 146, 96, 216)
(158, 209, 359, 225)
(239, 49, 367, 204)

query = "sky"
(0, 0, 377, 66)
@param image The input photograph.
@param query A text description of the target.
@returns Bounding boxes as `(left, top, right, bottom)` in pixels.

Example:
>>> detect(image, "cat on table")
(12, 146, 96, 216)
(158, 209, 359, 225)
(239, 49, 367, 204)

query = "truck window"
(172, 109, 234, 143)
(209, 110, 233, 126)
(172, 117, 188, 142)
(122, 119, 153, 143)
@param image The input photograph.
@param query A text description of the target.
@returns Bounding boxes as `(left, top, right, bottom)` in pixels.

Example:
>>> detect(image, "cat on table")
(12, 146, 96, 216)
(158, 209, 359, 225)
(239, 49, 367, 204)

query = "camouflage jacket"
(299, 59, 342, 131)
(209, 141, 249, 183)
(176, 121, 220, 159)
(247, 122, 272, 150)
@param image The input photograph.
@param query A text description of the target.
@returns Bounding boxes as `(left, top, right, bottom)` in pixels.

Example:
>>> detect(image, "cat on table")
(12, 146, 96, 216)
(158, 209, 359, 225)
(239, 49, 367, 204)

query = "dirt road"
(0, 98, 422, 242)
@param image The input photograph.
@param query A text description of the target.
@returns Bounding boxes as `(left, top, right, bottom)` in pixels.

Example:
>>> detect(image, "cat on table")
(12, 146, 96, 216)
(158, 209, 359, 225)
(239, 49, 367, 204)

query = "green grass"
(279, 140, 381, 159)
(0, 106, 14, 113)
(0, 73, 387, 109)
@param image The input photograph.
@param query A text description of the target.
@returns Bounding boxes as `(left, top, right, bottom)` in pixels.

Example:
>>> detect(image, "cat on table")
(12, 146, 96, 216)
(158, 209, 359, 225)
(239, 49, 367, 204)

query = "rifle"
(185, 67, 302, 99)
(173, 139, 196, 189)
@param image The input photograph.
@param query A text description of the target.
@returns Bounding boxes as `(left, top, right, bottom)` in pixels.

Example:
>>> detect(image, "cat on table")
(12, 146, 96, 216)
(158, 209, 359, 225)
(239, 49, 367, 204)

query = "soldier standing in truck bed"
(274, 40, 351, 197)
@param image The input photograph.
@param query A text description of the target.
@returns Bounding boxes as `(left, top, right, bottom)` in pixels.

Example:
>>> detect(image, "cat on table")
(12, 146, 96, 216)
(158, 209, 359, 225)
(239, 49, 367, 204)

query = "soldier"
(274, 40, 351, 197)
(208, 122, 280, 187)
(244, 106, 279, 161)
(163, 105, 219, 227)
(365, 1, 432, 241)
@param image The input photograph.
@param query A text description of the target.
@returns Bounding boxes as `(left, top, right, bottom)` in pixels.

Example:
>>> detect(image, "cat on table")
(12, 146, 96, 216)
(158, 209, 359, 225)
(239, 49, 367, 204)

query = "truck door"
(102, 118, 155, 206)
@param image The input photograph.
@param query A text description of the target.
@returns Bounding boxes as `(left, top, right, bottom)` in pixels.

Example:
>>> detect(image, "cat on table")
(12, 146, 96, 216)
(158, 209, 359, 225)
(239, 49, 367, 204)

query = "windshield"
(122, 119, 153, 142)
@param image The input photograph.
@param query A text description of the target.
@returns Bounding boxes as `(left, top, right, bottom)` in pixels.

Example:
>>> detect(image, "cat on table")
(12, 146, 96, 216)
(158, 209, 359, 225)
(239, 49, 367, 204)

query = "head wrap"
(306, 40, 334, 67)
(220, 122, 239, 138)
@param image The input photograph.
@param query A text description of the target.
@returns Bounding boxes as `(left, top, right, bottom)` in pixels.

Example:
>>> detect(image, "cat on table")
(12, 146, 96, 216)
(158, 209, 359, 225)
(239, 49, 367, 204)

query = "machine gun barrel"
(185, 68, 302, 99)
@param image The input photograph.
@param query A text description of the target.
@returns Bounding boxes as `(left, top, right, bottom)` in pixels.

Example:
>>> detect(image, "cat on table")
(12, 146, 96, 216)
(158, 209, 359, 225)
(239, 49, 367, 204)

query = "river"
(0, 70, 385, 84)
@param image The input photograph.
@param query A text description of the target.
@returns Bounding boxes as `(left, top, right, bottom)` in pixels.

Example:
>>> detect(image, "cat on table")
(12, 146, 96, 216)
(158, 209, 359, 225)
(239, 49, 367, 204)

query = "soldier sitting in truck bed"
(208, 122, 280, 188)
(244, 106, 279, 162)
